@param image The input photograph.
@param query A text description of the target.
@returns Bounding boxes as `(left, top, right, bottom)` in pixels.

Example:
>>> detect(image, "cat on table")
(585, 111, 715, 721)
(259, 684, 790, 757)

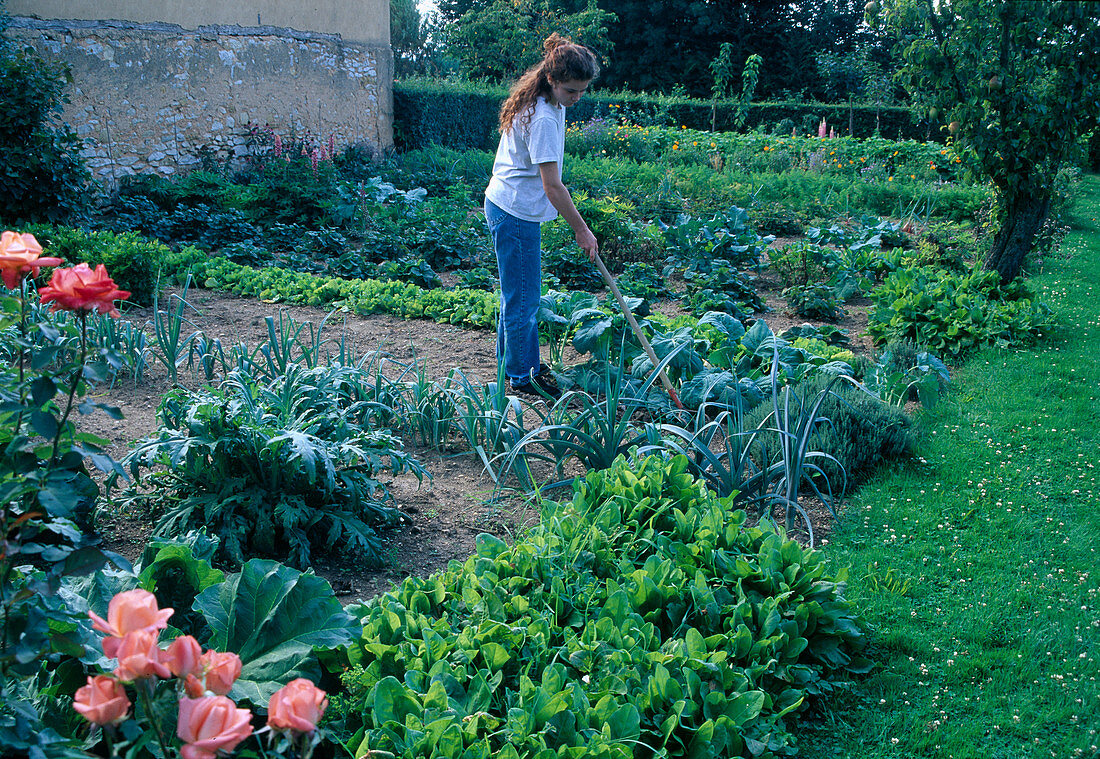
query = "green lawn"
(796, 175, 1100, 759)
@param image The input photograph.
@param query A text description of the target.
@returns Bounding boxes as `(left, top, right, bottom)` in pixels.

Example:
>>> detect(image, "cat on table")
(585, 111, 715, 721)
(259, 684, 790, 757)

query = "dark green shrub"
(393, 79, 504, 151)
(616, 262, 672, 301)
(24, 226, 171, 306)
(541, 245, 602, 290)
(0, 28, 91, 224)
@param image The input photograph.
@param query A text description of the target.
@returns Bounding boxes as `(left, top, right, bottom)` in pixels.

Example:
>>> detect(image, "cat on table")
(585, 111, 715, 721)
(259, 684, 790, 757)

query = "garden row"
(1, 121, 1068, 759)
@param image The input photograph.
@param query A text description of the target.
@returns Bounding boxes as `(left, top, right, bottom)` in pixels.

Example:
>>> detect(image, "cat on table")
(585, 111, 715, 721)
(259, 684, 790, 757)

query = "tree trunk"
(984, 186, 1053, 283)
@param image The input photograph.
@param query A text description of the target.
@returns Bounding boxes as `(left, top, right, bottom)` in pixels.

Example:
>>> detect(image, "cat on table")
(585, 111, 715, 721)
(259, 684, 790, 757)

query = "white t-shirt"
(485, 97, 565, 223)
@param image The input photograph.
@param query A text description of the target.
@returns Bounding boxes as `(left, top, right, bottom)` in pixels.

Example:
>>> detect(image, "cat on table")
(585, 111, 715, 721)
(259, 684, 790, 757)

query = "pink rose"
(177, 696, 253, 759)
(200, 650, 242, 696)
(73, 675, 130, 726)
(165, 635, 204, 678)
(267, 678, 328, 734)
(183, 673, 206, 698)
(0, 231, 61, 289)
(89, 589, 173, 658)
(38, 262, 130, 317)
(113, 629, 171, 682)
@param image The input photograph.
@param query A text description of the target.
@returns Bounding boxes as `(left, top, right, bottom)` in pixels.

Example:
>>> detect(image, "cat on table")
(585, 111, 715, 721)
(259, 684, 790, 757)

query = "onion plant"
(451, 365, 532, 488)
(148, 275, 201, 386)
(498, 348, 684, 491)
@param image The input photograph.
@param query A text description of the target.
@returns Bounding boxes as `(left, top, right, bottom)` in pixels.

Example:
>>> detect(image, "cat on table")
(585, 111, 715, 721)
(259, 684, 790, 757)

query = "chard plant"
(331, 453, 869, 759)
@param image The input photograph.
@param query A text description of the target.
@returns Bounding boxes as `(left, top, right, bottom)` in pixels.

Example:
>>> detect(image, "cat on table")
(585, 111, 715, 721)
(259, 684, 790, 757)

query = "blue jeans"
(484, 198, 541, 383)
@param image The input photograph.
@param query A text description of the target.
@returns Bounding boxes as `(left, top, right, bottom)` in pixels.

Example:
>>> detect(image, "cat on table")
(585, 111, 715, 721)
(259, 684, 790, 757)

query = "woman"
(484, 33, 600, 400)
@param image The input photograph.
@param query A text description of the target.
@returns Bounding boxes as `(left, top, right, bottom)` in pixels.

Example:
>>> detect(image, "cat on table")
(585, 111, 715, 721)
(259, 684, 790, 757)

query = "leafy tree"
(878, 0, 1100, 281)
(391, 0, 425, 76)
(444, 0, 613, 81)
(0, 4, 91, 224)
(594, 0, 874, 99)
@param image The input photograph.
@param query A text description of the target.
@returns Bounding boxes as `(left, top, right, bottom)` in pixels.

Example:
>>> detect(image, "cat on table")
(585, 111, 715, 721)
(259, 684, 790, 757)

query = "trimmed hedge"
(395, 79, 931, 152)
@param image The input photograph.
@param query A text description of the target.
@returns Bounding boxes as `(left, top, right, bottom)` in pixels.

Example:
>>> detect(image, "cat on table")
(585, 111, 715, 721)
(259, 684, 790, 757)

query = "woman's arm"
(539, 162, 598, 260)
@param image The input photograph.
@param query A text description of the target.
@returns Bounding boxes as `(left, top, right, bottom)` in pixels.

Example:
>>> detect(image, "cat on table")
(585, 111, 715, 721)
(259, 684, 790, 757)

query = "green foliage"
(194, 256, 500, 329)
(868, 266, 1053, 358)
(391, 0, 429, 77)
(882, 0, 1100, 280)
(196, 558, 361, 705)
(329, 453, 868, 758)
(442, 0, 613, 81)
(24, 226, 172, 307)
(114, 365, 427, 569)
(770, 240, 832, 288)
(545, 192, 655, 271)
(0, 30, 90, 225)
(858, 340, 952, 410)
(744, 374, 915, 490)
(615, 261, 672, 301)
(735, 54, 763, 131)
(784, 283, 841, 321)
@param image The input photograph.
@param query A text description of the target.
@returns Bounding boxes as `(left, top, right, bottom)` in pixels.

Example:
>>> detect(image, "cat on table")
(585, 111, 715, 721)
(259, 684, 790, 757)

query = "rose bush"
(71, 589, 329, 758)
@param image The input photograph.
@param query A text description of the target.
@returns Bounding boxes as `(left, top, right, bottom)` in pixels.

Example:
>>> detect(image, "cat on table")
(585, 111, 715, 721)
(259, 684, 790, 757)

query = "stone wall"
(7, 16, 393, 182)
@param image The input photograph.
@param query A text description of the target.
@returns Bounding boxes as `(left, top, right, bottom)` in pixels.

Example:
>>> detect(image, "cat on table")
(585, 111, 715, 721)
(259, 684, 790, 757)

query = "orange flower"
(267, 678, 328, 734)
(200, 650, 242, 696)
(0, 231, 62, 289)
(114, 629, 172, 682)
(89, 589, 173, 658)
(177, 696, 253, 759)
(73, 675, 131, 726)
(39, 263, 130, 317)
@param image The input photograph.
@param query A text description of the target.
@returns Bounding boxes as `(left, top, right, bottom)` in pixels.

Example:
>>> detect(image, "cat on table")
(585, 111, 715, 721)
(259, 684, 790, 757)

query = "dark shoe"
(511, 364, 561, 400)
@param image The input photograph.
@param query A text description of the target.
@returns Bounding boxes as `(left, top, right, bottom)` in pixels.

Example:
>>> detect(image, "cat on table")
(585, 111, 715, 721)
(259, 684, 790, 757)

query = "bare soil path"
(87, 282, 871, 602)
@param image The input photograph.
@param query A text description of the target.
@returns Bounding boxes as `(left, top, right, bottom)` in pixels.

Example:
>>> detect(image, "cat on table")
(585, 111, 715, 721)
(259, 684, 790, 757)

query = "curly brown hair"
(498, 33, 600, 134)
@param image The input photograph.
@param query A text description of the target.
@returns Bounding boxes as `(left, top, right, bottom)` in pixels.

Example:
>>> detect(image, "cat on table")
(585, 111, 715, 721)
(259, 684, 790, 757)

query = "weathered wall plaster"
(7, 16, 393, 181)
(6, 0, 387, 47)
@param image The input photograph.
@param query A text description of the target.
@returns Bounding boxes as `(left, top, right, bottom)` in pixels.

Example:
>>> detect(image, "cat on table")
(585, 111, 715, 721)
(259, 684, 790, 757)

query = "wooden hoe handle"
(592, 253, 685, 410)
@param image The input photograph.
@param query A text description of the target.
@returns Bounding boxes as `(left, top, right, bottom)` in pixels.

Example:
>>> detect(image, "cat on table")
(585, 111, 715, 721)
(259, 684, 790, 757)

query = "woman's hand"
(576, 225, 598, 261)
